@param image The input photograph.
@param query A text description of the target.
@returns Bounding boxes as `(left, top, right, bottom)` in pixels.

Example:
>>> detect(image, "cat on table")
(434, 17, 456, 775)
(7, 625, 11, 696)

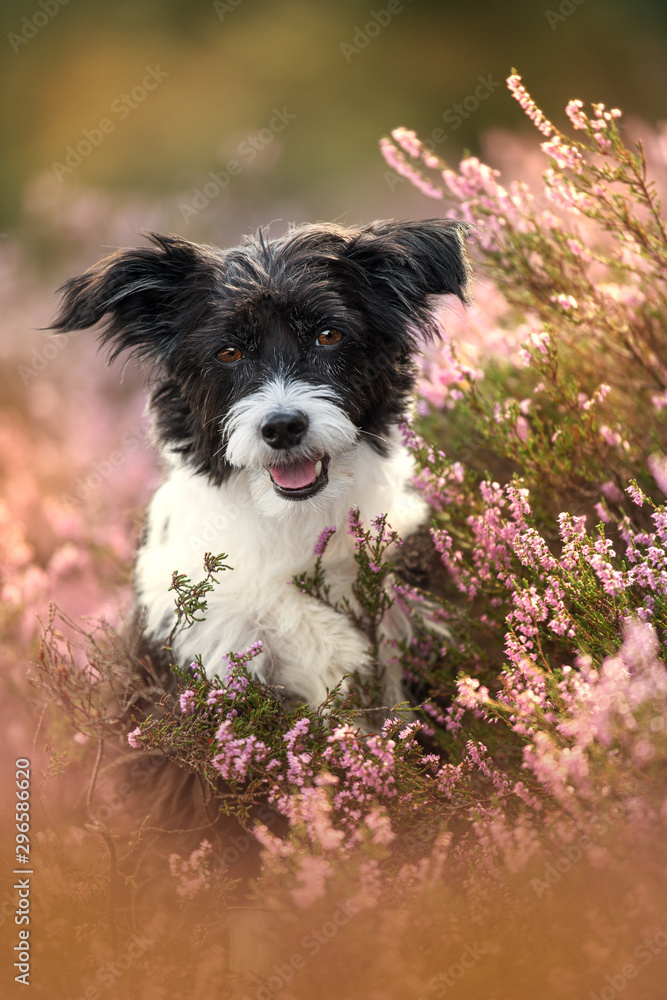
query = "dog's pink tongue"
(270, 458, 317, 490)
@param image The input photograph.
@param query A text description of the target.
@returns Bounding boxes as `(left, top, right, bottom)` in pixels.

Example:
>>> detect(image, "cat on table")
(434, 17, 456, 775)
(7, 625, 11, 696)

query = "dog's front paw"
(264, 597, 372, 709)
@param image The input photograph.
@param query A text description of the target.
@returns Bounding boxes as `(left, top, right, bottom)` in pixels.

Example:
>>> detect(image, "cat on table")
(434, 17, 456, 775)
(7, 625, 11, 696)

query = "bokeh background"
(2, 0, 667, 241)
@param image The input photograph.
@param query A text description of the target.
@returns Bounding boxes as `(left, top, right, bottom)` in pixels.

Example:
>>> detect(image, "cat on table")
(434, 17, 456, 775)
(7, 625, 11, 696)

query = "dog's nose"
(261, 411, 309, 449)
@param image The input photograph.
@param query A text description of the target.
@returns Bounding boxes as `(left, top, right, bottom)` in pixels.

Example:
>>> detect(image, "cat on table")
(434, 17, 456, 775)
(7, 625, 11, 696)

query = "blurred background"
(1, 0, 667, 250)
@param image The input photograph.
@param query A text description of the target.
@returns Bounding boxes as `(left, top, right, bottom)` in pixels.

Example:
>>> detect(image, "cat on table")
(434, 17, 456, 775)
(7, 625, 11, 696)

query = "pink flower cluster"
(379, 135, 443, 201)
(211, 719, 269, 782)
(314, 525, 337, 556)
(179, 689, 196, 715)
(168, 839, 215, 900)
(507, 74, 554, 136)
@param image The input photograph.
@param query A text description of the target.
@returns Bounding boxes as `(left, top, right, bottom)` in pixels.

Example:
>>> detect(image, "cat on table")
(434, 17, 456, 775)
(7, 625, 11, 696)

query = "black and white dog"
(52, 221, 469, 711)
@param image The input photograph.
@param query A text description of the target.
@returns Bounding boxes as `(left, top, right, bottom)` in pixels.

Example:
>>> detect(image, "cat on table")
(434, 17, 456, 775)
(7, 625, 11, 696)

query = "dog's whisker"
(359, 429, 388, 445)
(202, 411, 224, 429)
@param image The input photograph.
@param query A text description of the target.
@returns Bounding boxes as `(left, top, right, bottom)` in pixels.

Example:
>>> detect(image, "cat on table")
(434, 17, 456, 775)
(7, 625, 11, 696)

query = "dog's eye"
(216, 346, 243, 364)
(316, 329, 345, 348)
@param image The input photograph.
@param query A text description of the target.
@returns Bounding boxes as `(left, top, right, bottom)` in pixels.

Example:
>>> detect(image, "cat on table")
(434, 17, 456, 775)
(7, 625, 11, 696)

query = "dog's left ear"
(344, 219, 471, 338)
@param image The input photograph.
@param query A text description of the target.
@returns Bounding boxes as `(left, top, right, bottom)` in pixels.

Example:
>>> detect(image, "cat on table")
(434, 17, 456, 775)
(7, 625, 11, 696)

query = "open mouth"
(268, 453, 330, 501)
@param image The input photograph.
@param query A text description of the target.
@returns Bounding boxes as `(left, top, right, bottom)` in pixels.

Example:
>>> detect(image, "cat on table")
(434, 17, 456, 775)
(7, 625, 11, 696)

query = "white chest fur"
(135, 431, 427, 708)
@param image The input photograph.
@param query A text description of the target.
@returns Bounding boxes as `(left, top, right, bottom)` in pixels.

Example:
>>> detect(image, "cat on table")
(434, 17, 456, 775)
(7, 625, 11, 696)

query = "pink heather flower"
(599, 425, 622, 448)
(379, 138, 444, 200)
(314, 525, 336, 556)
(179, 689, 196, 715)
(423, 700, 447, 726)
(626, 483, 645, 507)
(506, 74, 554, 136)
(169, 839, 214, 899)
(398, 721, 422, 742)
(541, 137, 584, 172)
(212, 720, 269, 781)
(516, 416, 530, 443)
(224, 640, 263, 671)
(530, 331, 550, 354)
(391, 126, 422, 159)
(127, 727, 142, 749)
(456, 676, 490, 711)
(290, 854, 334, 909)
(347, 859, 383, 911)
(254, 821, 295, 863)
(422, 149, 442, 169)
(566, 238, 591, 259)
(594, 502, 611, 524)
(365, 807, 396, 846)
(550, 293, 578, 311)
(283, 718, 314, 787)
(601, 480, 623, 503)
(565, 99, 588, 130)
(543, 168, 595, 214)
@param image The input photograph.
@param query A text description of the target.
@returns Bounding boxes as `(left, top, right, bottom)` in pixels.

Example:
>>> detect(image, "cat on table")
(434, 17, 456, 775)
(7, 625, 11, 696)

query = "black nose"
(261, 410, 309, 449)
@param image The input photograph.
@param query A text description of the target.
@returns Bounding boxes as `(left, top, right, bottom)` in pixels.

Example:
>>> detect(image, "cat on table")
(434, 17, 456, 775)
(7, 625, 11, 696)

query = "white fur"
(224, 378, 359, 520)
(135, 418, 427, 709)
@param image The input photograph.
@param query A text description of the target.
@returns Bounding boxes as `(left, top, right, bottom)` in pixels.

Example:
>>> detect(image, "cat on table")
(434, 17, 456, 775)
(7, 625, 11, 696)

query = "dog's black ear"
(51, 233, 222, 366)
(344, 219, 471, 338)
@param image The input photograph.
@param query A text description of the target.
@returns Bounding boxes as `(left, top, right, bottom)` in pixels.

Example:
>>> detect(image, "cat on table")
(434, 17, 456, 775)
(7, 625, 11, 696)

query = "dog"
(52, 220, 470, 714)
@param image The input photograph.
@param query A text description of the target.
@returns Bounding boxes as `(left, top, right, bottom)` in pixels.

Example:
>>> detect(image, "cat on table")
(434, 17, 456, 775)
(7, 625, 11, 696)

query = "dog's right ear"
(51, 233, 222, 367)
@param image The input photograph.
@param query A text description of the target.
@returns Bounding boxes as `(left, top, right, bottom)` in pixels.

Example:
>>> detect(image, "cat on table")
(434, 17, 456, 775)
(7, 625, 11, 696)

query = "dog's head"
(52, 221, 470, 514)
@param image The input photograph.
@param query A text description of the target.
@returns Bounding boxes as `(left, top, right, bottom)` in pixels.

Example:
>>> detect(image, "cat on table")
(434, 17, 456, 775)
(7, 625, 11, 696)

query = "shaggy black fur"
(51, 220, 470, 485)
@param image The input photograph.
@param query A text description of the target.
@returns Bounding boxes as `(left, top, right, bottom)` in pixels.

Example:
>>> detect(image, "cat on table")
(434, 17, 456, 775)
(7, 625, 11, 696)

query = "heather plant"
(372, 73, 667, 763)
(382, 74, 667, 524)
(123, 545, 451, 843)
